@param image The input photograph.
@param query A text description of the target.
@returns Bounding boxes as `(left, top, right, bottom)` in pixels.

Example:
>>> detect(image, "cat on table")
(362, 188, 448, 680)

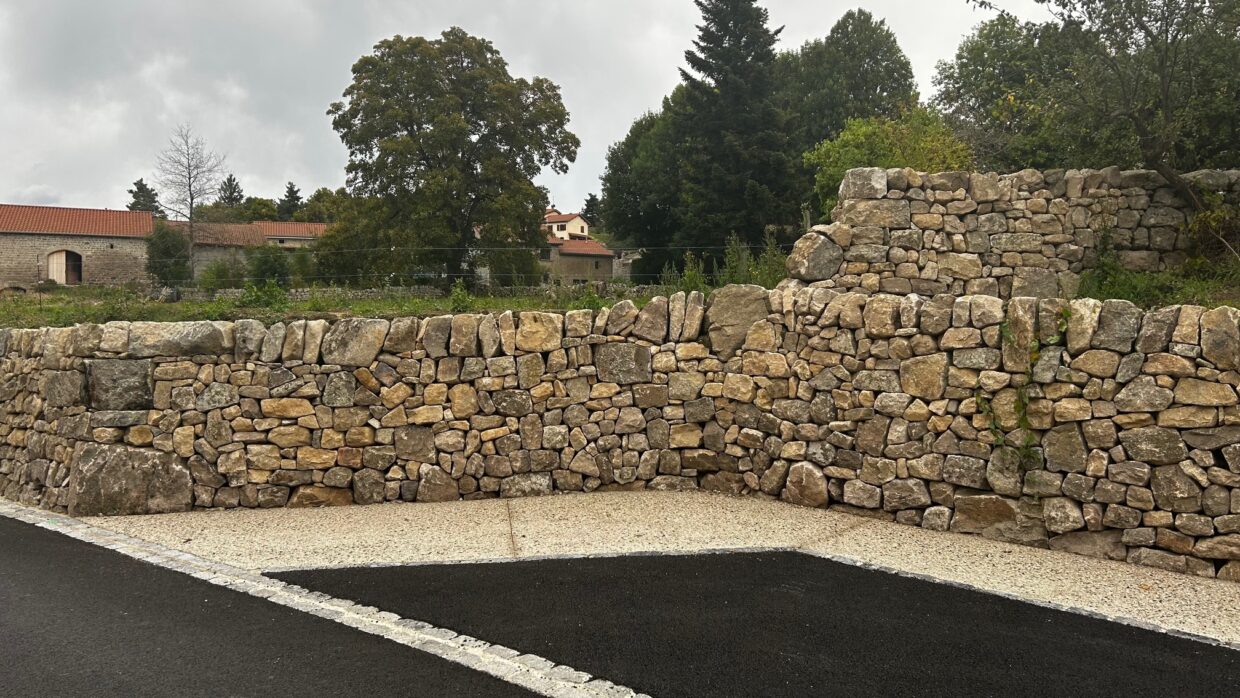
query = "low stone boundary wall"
(3, 282, 1240, 581)
(788, 167, 1240, 299)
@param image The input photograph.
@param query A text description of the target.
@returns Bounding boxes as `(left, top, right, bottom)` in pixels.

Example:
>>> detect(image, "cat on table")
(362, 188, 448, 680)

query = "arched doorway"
(48, 250, 83, 285)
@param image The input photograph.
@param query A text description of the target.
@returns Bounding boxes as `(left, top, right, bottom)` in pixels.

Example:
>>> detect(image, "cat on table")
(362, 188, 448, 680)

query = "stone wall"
(785, 167, 1240, 299)
(3, 283, 1240, 581)
(0, 233, 149, 289)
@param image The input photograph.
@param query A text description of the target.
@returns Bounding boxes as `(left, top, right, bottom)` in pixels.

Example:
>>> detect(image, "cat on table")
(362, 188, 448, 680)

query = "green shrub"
(288, 247, 316, 288)
(245, 245, 290, 288)
(1185, 195, 1240, 264)
(714, 232, 787, 288)
(145, 221, 192, 286)
(449, 278, 474, 312)
(1079, 231, 1240, 307)
(236, 281, 289, 309)
(199, 259, 245, 292)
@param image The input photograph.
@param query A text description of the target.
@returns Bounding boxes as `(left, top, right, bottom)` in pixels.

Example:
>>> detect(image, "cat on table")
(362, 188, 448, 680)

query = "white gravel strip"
(0, 500, 650, 698)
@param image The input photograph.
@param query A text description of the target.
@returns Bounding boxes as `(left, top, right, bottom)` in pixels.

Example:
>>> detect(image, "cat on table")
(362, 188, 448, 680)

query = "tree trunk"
(1148, 159, 1205, 213)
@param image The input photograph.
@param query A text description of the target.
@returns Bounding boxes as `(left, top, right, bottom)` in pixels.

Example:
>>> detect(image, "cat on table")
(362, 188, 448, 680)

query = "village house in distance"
(0, 203, 325, 289)
(539, 207, 615, 284)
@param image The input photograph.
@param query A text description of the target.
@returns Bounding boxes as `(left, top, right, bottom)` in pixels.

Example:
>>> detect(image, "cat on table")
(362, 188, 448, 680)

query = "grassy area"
(0, 284, 661, 329)
(1077, 256, 1240, 309)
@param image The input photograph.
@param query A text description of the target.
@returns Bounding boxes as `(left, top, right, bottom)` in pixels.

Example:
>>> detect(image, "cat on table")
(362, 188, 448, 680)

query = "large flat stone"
(67, 443, 191, 516)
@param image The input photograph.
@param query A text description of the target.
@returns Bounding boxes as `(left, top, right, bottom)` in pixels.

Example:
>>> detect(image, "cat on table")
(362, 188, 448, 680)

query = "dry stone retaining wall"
(4, 279, 1240, 581)
(785, 167, 1240, 299)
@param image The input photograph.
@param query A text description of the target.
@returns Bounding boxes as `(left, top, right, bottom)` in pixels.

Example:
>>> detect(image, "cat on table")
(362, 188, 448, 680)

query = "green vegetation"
(803, 106, 974, 215)
(244, 245, 291, 287)
(1078, 224, 1240, 308)
(954, 0, 1240, 207)
(198, 258, 245, 292)
(144, 221, 192, 286)
(0, 284, 669, 330)
(324, 26, 578, 282)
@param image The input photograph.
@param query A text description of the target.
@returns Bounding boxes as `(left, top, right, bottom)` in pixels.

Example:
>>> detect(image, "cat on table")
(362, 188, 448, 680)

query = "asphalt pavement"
(0, 516, 532, 698)
(277, 551, 1240, 698)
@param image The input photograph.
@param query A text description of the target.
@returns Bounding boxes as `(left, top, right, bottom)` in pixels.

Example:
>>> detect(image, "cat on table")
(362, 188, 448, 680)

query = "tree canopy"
(126, 178, 164, 218)
(804, 106, 974, 215)
(277, 182, 303, 221)
(328, 27, 579, 280)
(145, 220, 192, 286)
(947, 0, 1240, 205)
(217, 174, 245, 207)
(776, 9, 916, 156)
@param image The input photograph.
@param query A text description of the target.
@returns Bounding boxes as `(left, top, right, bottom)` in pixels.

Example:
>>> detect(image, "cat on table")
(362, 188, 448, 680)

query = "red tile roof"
(544, 212, 584, 225)
(166, 221, 268, 247)
(254, 221, 329, 239)
(547, 234, 613, 258)
(0, 204, 153, 238)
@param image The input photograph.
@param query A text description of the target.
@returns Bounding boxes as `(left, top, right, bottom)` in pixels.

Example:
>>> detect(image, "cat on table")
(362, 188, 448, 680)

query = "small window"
(557, 223, 567, 231)
(539, 248, 551, 261)
(594, 260, 600, 269)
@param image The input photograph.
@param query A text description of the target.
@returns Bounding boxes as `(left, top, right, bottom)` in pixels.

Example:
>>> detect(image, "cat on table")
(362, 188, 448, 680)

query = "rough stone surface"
(704, 285, 769, 360)
(320, 319, 389, 367)
(67, 443, 191, 516)
(786, 231, 844, 282)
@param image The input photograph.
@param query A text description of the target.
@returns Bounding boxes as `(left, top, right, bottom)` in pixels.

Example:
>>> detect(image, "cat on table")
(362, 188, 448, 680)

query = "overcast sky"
(0, 1, 1051, 214)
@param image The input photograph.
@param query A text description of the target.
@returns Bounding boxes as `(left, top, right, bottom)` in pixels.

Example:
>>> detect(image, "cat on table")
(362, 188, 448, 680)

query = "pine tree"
(277, 182, 303, 221)
(126, 178, 165, 218)
(674, 0, 796, 262)
(218, 174, 244, 206)
(581, 193, 603, 227)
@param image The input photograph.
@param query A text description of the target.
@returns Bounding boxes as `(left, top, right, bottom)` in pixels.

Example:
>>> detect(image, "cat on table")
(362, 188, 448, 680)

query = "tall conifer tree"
(673, 0, 795, 261)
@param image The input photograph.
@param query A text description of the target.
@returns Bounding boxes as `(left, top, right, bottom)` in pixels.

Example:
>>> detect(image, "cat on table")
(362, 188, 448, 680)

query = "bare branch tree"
(155, 124, 226, 268)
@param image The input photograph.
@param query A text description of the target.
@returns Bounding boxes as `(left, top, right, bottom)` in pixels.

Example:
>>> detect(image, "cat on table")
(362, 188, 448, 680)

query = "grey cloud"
(0, 0, 1050, 214)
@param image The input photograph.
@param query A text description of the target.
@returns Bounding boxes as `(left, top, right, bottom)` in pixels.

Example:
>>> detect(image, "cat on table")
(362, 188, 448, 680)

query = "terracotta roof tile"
(166, 221, 267, 247)
(0, 204, 153, 238)
(254, 221, 329, 239)
(547, 234, 613, 257)
(543, 212, 584, 225)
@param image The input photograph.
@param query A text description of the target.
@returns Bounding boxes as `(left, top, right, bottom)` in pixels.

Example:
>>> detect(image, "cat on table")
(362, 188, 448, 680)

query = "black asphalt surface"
(278, 551, 1240, 698)
(0, 516, 531, 698)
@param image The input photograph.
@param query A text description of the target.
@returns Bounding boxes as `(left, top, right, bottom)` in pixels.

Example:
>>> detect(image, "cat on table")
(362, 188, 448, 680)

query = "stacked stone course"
(4, 281, 1240, 581)
(6, 164, 1240, 582)
(789, 166, 1240, 299)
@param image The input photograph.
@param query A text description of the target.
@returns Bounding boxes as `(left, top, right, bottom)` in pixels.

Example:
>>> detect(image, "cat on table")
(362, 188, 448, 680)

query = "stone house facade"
(0, 204, 326, 289)
(540, 236, 614, 284)
(538, 207, 614, 284)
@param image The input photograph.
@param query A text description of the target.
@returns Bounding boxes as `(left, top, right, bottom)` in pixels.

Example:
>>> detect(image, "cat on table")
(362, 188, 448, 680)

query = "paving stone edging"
(0, 499, 649, 698)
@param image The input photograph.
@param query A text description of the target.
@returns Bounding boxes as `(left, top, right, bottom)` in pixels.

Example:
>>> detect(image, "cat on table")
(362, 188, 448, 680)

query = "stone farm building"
(0, 204, 325, 289)
(539, 207, 614, 284)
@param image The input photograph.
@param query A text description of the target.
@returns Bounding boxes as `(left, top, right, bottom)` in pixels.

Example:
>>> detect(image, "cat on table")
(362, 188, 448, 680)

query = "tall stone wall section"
(786, 167, 1240, 299)
(3, 286, 1240, 581)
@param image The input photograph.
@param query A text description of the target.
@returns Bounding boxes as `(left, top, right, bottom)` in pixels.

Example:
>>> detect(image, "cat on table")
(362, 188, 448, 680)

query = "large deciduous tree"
(328, 27, 579, 280)
(776, 9, 916, 156)
(155, 124, 225, 265)
(957, 0, 1240, 208)
(294, 187, 351, 224)
(934, 15, 1124, 172)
